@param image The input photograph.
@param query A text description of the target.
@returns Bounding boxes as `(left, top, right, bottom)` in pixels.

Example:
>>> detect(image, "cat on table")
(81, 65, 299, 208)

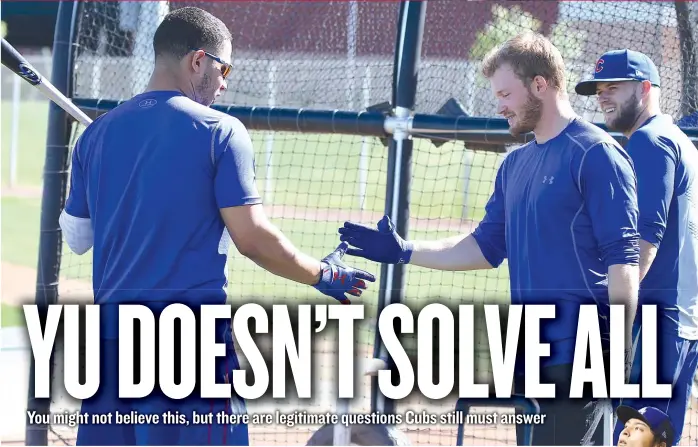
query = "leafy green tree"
(469, 4, 588, 94)
(470, 5, 542, 61)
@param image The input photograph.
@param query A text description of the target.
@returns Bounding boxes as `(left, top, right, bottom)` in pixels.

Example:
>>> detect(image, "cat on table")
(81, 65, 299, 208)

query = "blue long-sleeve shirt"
(627, 114, 698, 340)
(472, 118, 640, 371)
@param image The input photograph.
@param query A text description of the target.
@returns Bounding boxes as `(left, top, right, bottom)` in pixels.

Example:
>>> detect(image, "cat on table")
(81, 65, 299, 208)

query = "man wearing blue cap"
(576, 49, 698, 446)
(617, 405, 675, 447)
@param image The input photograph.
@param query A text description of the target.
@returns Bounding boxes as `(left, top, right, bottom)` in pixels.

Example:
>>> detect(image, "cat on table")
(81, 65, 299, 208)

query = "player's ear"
(531, 75, 547, 96)
(190, 50, 204, 74)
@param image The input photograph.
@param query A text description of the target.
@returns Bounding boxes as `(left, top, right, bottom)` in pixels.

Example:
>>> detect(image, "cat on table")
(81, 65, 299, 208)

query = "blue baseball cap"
(617, 405, 675, 445)
(575, 49, 661, 96)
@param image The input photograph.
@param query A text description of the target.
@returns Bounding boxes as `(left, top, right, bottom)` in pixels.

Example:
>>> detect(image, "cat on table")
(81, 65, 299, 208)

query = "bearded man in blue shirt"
(338, 32, 641, 446)
(576, 48, 698, 447)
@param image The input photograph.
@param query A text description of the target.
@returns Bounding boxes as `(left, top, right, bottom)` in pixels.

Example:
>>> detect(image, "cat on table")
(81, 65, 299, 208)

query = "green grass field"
(1, 99, 511, 352)
(1, 101, 48, 187)
(1, 303, 24, 327)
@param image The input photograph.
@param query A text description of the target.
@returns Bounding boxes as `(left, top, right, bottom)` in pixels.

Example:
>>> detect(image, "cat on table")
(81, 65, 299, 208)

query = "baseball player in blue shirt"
(576, 49, 698, 446)
(338, 32, 641, 446)
(59, 7, 375, 446)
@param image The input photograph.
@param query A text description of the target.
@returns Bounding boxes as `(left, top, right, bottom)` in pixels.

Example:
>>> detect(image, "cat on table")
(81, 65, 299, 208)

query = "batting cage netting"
(36, 0, 698, 446)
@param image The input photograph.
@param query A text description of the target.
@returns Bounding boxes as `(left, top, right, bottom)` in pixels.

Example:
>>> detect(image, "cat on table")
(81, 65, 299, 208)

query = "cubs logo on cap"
(575, 49, 661, 96)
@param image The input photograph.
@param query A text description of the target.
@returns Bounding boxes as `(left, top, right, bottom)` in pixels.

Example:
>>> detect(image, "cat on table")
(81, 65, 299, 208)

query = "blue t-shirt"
(64, 90, 262, 338)
(472, 118, 640, 371)
(627, 114, 698, 340)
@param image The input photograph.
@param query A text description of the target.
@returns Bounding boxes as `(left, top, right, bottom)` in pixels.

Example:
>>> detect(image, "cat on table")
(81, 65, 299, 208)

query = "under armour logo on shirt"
(542, 176, 555, 185)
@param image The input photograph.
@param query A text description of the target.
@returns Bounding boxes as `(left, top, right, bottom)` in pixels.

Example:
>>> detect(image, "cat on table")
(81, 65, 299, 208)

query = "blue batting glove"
(313, 242, 376, 304)
(338, 215, 413, 264)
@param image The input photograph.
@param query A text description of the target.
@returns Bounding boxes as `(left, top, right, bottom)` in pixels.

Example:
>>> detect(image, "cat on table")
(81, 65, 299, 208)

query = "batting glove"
(338, 215, 413, 264)
(313, 242, 376, 304)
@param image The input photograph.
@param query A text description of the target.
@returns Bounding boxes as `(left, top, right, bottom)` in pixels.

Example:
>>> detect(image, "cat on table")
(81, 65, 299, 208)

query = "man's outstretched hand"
(338, 215, 413, 264)
(313, 242, 376, 304)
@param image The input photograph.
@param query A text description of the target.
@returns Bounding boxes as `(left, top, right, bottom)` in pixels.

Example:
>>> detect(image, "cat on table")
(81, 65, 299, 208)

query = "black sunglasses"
(191, 48, 232, 79)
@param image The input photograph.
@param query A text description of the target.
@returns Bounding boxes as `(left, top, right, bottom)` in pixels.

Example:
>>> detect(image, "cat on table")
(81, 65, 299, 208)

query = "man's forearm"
(238, 223, 322, 285)
(638, 239, 658, 282)
(608, 263, 640, 347)
(409, 234, 493, 271)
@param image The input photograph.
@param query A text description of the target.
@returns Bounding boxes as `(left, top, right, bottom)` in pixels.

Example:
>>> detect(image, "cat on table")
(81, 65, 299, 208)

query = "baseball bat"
(1, 38, 93, 126)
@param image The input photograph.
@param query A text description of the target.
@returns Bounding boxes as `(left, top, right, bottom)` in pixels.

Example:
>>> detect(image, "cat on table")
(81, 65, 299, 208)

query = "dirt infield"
(264, 204, 478, 233)
(2, 185, 479, 233)
(1, 185, 43, 199)
(1, 262, 94, 307)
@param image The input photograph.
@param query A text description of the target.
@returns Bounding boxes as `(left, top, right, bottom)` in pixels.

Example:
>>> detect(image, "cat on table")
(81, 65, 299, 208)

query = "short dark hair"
(153, 7, 232, 60)
(481, 32, 567, 93)
(653, 434, 668, 447)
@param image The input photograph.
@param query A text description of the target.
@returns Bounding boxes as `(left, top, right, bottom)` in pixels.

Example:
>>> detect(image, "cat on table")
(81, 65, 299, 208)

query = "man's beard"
(510, 90, 543, 136)
(607, 94, 642, 133)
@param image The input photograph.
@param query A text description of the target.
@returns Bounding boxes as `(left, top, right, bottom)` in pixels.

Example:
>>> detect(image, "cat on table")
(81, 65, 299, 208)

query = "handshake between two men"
(314, 216, 414, 304)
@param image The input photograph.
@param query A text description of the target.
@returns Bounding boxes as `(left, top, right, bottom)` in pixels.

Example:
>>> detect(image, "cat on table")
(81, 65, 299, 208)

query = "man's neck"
(533, 98, 578, 144)
(624, 105, 661, 138)
(143, 63, 188, 97)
